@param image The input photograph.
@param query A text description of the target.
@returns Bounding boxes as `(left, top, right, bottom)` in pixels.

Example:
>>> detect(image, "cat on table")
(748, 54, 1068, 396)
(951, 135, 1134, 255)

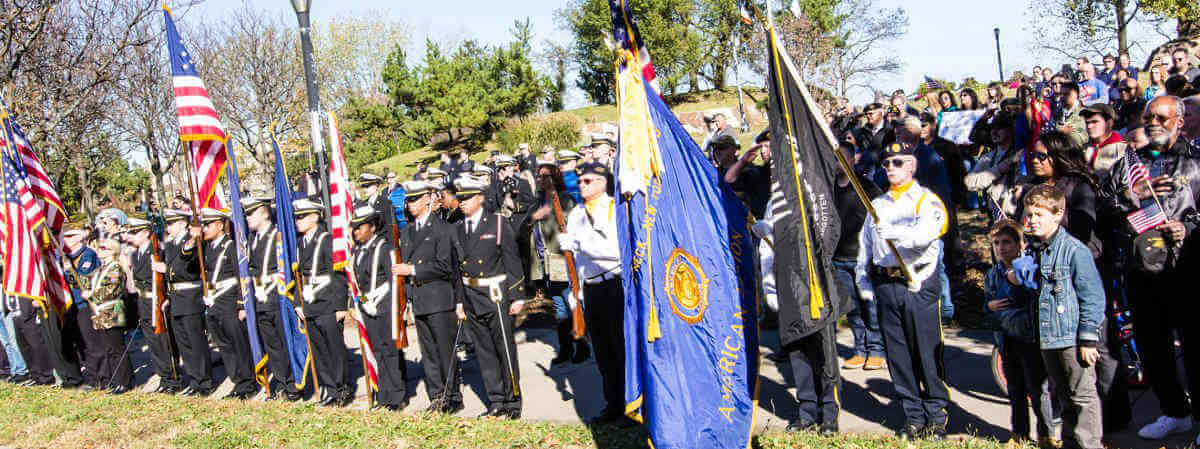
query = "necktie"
(466, 220, 473, 236)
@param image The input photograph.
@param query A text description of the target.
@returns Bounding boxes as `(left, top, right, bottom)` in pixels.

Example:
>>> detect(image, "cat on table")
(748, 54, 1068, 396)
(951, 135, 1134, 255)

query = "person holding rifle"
(392, 180, 464, 414)
(242, 197, 301, 402)
(557, 162, 625, 426)
(293, 199, 353, 407)
(156, 208, 213, 397)
(454, 175, 524, 419)
(123, 216, 183, 395)
(529, 160, 589, 366)
(350, 203, 408, 411)
(193, 208, 259, 400)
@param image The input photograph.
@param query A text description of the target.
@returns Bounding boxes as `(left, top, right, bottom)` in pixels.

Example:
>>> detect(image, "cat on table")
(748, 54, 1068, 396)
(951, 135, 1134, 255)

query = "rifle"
(390, 220, 409, 349)
(150, 232, 168, 335)
(547, 188, 585, 340)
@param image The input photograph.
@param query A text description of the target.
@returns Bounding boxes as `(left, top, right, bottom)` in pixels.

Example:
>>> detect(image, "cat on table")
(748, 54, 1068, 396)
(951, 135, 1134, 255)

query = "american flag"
(922, 76, 944, 90)
(164, 6, 226, 210)
(1127, 203, 1167, 235)
(1124, 149, 1150, 188)
(0, 115, 65, 236)
(326, 112, 379, 391)
(609, 0, 659, 93)
(0, 146, 70, 313)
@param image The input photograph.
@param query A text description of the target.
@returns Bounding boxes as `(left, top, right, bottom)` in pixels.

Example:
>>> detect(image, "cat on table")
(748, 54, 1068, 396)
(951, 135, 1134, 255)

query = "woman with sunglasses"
(83, 238, 134, 394)
(528, 161, 590, 367)
(1020, 131, 1101, 259)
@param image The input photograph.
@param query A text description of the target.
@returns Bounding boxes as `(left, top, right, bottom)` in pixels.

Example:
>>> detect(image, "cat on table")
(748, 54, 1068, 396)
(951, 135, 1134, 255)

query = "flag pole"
(180, 141, 211, 297)
(765, 20, 915, 285)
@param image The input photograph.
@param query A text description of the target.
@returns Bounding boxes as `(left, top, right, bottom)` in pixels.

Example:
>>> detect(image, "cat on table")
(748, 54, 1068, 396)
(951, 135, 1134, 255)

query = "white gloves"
(556, 233, 578, 253)
(964, 171, 997, 192)
(876, 223, 906, 243)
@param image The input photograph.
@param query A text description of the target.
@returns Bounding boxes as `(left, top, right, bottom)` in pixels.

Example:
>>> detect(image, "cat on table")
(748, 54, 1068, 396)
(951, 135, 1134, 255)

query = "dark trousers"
(172, 312, 213, 391)
(583, 278, 624, 414)
(875, 274, 949, 427)
(138, 317, 182, 389)
(469, 307, 521, 411)
(75, 305, 103, 384)
(1095, 318, 1130, 432)
(1042, 347, 1103, 449)
(1128, 269, 1200, 419)
(255, 307, 298, 395)
(14, 308, 83, 385)
(53, 306, 85, 386)
(361, 305, 407, 406)
(1000, 337, 1053, 439)
(787, 321, 840, 425)
(205, 309, 258, 394)
(835, 260, 883, 358)
(416, 310, 461, 403)
(307, 312, 349, 394)
(94, 325, 132, 389)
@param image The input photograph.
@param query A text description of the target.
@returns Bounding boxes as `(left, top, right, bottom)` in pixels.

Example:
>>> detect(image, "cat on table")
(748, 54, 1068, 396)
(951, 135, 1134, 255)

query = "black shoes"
(181, 386, 213, 397)
(318, 392, 339, 407)
(108, 385, 130, 395)
(818, 421, 839, 437)
(8, 374, 29, 384)
(898, 423, 924, 441)
(223, 389, 255, 400)
(478, 407, 506, 418)
(924, 422, 948, 440)
(572, 342, 591, 364)
(786, 418, 817, 433)
(284, 391, 303, 402)
(372, 399, 409, 412)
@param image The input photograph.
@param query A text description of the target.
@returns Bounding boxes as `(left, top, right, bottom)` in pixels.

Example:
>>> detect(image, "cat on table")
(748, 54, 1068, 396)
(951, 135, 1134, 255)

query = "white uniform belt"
(306, 274, 331, 287)
(585, 270, 620, 285)
(172, 281, 201, 290)
(462, 274, 506, 288)
(210, 279, 237, 297)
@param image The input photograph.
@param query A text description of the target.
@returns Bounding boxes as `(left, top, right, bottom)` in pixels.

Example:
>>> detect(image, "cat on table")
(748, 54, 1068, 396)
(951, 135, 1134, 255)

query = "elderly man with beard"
(1102, 95, 1200, 444)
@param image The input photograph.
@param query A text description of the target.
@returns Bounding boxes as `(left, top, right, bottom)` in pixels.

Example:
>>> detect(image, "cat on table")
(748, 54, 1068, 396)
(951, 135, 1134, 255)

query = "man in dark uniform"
(349, 203, 408, 411)
(194, 208, 259, 400)
(242, 197, 301, 401)
(855, 143, 951, 440)
(359, 173, 397, 241)
(125, 217, 183, 394)
(491, 155, 535, 295)
(454, 175, 525, 419)
(293, 199, 353, 407)
(155, 208, 213, 396)
(392, 181, 463, 413)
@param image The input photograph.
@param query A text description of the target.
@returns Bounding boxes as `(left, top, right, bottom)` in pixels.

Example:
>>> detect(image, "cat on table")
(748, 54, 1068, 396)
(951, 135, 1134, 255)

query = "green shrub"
(496, 115, 582, 153)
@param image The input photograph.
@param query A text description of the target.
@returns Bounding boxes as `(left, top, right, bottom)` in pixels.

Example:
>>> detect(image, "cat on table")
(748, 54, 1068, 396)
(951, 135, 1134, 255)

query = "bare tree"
(311, 12, 409, 108)
(820, 0, 908, 99)
(1024, 0, 1160, 60)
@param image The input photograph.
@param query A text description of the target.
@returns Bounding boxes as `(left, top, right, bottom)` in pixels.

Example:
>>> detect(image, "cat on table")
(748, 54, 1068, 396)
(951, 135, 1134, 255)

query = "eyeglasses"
(880, 159, 907, 168)
(1119, 87, 1135, 92)
(579, 177, 602, 185)
(1143, 113, 1178, 124)
(1030, 151, 1052, 162)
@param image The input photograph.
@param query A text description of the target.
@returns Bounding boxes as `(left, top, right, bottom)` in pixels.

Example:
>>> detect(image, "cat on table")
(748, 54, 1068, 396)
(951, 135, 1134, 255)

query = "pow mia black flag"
(765, 26, 847, 346)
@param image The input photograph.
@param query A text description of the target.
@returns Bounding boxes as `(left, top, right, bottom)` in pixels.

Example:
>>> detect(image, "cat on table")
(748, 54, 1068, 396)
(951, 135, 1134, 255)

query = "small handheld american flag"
(1127, 203, 1167, 235)
(922, 76, 944, 90)
(1124, 150, 1150, 187)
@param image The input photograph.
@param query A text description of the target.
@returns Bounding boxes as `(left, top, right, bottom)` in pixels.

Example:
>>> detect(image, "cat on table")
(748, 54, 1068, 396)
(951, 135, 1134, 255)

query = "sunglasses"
(1144, 113, 1177, 124)
(1030, 151, 1052, 162)
(880, 159, 908, 168)
(579, 177, 602, 185)
(1119, 87, 1135, 92)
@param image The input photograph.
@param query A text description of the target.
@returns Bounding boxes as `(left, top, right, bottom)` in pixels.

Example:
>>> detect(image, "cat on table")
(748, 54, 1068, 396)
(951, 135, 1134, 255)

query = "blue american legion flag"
(271, 137, 312, 389)
(164, 6, 226, 210)
(611, 3, 759, 448)
(223, 142, 269, 389)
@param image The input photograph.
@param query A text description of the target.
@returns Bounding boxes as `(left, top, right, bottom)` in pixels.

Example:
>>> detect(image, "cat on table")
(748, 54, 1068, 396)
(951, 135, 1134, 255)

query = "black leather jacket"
(1103, 139, 1200, 239)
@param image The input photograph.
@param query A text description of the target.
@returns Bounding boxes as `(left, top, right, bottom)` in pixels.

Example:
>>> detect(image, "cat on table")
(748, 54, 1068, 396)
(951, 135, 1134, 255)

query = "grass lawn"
(0, 383, 1014, 449)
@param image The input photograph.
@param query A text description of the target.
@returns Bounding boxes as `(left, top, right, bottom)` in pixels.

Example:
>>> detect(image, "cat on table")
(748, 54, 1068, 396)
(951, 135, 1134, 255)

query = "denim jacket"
(983, 264, 1037, 342)
(1030, 228, 1105, 350)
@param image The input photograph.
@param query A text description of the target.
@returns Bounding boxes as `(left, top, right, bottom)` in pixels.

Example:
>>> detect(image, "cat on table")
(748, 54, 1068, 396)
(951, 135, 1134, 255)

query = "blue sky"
(191, 0, 1153, 105)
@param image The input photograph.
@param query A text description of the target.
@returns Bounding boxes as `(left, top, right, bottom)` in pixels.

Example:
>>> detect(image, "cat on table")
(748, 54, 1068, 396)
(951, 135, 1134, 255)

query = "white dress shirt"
(562, 195, 621, 282)
(854, 181, 947, 300)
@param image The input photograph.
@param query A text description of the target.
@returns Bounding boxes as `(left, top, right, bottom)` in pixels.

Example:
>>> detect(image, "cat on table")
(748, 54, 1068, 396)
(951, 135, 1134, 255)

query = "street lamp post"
(290, 0, 331, 212)
(993, 27, 1004, 82)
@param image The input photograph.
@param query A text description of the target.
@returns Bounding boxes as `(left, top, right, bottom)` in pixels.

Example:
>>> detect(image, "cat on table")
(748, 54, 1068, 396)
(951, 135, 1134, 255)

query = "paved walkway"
(126, 322, 1182, 448)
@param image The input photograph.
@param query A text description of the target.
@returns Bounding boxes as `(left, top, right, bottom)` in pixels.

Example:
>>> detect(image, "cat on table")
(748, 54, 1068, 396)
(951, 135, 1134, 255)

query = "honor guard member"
(157, 208, 214, 396)
(349, 203, 409, 411)
(293, 199, 353, 407)
(392, 181, 464, 413)
(557, 162, 626, 424)
(125, 217, 183, 394)
(454, 175, 525, 419)
(425, 168, 448, 189)
(194, 208, 260, 400)
(243, 197, 301, 401)
(854, 143, 951, 440)
(358, 173, 398, 242)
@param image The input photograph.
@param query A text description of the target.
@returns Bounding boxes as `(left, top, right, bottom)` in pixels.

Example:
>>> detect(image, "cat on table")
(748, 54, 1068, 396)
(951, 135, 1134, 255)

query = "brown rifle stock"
(548, 189, 585, 340)
(150, 233, 168, 335)
(391, 221, 409, 349)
